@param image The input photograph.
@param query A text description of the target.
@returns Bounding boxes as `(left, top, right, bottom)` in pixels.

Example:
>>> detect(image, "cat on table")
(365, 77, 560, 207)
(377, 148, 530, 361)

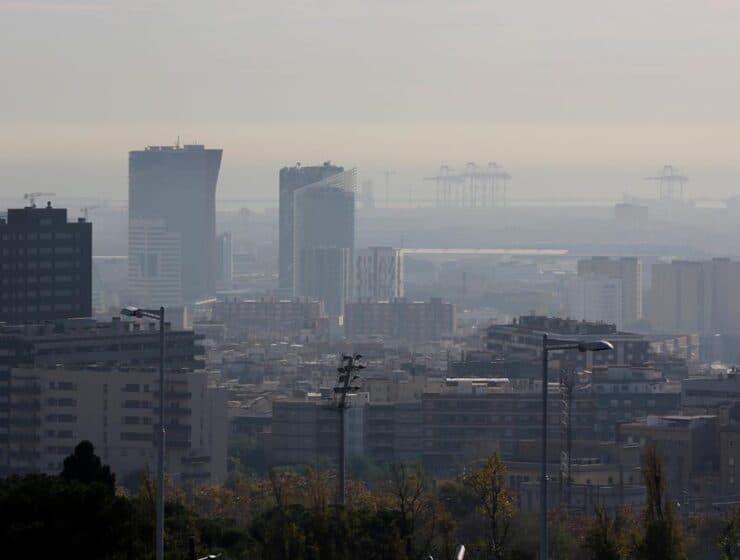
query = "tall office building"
(577, 257, 642, 327)
(293, 170, 356, 316)
(129, 144, 222, 303)
(355, 247, 404, 301)
(127, 219, 183, 307)
(278, 162, 344, 293)
(0, 204, 92, 323)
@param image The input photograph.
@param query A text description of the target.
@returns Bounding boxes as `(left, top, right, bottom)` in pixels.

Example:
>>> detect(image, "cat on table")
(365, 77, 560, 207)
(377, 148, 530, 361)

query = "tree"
(582, 508, 622, 560)
(61, 440, 116, 493)
(0, 473, 134, 559)
(462, 453, 514, 560)
(633, 446, 687, 560)
(384, 462, 454, 560)
(718, 508, 740, 560)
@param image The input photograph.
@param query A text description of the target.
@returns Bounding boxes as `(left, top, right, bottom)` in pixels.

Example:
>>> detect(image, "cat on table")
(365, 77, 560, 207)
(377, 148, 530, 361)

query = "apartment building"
(649, 258, 740, 334)
(344, 298, 456, 345)
(487, 316, 650, 370)
(590, 365, 681, 439)
(354, 247, 404, 301)
(577, 257, 642, 327)
(271, 393, 366, 467)
(8, 366, 227, 483)
(0, 317, 204, 474)
(617, 415, 720, 501)
(211, 297, 325, 341)
(420, 378, 596, 475)
(0, 204, 92, 323)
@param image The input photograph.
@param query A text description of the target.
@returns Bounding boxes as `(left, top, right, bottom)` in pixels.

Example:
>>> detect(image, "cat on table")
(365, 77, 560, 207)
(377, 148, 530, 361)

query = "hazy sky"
(1, 0, 739, 200)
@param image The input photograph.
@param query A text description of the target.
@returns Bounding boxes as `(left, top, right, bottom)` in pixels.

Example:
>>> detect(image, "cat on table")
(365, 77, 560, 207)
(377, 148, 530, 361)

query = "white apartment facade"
(8, 366, 227, 483)
(355, 247, 404, 301)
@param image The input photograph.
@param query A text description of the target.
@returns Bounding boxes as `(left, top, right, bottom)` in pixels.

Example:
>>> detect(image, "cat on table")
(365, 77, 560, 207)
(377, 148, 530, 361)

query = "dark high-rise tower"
(278, 162, 344, 294)
(0, 204, 92, 323)
(128, 144, 222, 303)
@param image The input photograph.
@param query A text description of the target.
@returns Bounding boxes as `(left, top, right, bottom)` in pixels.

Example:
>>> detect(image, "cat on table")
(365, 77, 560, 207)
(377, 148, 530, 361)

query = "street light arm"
(544, 343, 581, 351)
(120, 306, 164, 320)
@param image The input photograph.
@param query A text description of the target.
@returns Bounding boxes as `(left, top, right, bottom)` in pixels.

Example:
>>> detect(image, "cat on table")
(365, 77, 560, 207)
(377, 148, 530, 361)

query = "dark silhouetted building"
(129, 144, 222, 303)
(278, 162, 344, 294)
(0, 204, 92, 323)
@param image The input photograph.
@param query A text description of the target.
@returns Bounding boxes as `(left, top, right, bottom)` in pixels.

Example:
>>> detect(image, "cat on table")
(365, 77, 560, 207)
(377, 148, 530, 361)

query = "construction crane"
(645, 165, 688, 201)
(80, 205, 101, 220)
(23, 192, 56, 208)
(424, 162, 511, 208)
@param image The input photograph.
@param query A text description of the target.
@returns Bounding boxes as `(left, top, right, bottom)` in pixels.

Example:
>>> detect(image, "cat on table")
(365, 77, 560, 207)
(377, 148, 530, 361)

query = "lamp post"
(121, 305, 166, 560)
(334, 354, 364, 505)
(540, 335, 612, 560)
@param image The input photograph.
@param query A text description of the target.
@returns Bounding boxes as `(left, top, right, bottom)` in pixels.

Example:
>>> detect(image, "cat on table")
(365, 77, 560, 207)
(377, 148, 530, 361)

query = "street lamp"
(540, 335, 612, 560)
(121, 305, 166, 560)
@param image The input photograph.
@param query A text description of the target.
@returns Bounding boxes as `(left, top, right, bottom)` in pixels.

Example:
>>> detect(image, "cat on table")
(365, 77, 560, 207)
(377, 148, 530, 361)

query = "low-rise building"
(271, 393, 367, 467)
(420, 378, 596, 476)
(344, 297, 456, 345)
(211, 297, 325, 341)
(487, 316, 650, 370)
(590, 365, 681, 438)
(617, 415, 720, 502)
(683, 373, 740, 409)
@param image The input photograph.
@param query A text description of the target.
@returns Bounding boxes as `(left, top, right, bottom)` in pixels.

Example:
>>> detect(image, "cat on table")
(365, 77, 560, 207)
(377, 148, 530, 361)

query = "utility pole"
(333, 354, 365, 505)
(559, 369, 577, 510)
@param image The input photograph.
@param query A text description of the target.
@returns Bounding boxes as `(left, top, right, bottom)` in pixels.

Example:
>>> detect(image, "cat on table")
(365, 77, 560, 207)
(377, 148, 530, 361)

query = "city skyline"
(2, 1, 740, 199)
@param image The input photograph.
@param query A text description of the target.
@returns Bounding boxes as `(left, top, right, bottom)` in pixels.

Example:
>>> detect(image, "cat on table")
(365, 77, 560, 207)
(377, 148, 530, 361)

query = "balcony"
(154, 407, 191, 417)
(11, 400, 40, 410)
(153, 391, 192, 400)
(10, 386, 41, 395)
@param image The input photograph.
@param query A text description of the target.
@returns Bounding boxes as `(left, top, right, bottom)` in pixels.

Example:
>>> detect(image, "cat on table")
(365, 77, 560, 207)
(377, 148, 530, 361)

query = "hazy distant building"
(614, 203, 649, 226)
(216, 232, 233, 286)
(649, 259, 740, 334)
(296, 247, 353, 316)
(577, 257, 642, 327)
(127, 219, 182, 308)
(566, 276, 624, 329)
(292, 170, 356, 316)
(355, 247, 404, 301)
(211, 297, 325, 340)
(278, 162, 345, 293)
(92, 256, 128, 313)
(0, 204, 92, 323)
(272, 394, 366, 467)
(344, 298, 455, 345)
(129, 144, 222, 303)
